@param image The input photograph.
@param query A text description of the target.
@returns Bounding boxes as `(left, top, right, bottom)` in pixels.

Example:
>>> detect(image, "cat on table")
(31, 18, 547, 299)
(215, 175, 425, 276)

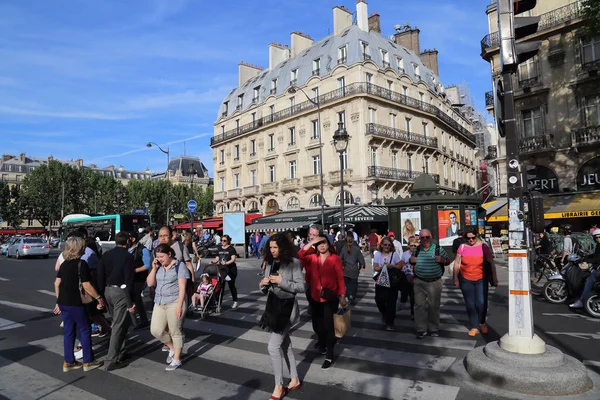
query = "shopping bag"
(334, 307, 352, 338)
(376, 265, 391, 288)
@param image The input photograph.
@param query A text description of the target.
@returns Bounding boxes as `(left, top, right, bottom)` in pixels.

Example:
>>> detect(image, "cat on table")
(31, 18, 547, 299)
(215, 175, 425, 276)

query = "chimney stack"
(356, 0, 369, 32)
(368, 12, 381, 33)
(48, 155, 54, 162)
(90, 164, 97, 168)
(393, 25, 421, 55)
(291, 32, 313, 57)
(2, 154, 14, 162)
(19, 152, 26, 162)
(268, 42, 290, 69)
(420, 49, 439, 76)
(238, 62, 263, 87)
(333, 6, 352, 35)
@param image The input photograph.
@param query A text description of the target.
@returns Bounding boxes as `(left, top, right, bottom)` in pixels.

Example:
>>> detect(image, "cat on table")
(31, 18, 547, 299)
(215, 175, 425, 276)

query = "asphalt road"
(0, 251, 599, 400)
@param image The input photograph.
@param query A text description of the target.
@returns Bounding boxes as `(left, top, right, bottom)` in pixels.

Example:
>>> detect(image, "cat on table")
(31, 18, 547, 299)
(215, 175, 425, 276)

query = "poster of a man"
(438, 210, 460, 246)
(400, 211, 421, 245)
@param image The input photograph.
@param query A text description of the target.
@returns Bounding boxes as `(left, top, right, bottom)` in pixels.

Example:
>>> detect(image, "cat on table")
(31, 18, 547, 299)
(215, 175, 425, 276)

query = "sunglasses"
(595, 236, 600, 240)
(420, 236, 431, 239)
(221, 240, 228, 243)
(466, 236, 476, 240)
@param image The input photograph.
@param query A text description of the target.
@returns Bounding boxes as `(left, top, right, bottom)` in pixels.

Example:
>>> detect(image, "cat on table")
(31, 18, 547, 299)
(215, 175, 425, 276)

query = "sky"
(0, 0, 492, 177)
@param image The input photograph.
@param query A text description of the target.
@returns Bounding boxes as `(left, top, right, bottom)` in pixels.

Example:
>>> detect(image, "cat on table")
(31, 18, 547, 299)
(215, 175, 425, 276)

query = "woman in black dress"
(211, 234, 239, 309)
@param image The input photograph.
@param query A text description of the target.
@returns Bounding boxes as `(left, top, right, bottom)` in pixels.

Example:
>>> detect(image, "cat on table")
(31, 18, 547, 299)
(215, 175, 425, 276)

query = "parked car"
(1, 236, 20, 256)
(7, 237, 50, 259)
(49, 237, 60, 248)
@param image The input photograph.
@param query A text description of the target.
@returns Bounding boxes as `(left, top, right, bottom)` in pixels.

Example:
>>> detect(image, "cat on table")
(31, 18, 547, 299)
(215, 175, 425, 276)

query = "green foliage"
(0, 182, 22, 231)
(582, 0, 600, 38)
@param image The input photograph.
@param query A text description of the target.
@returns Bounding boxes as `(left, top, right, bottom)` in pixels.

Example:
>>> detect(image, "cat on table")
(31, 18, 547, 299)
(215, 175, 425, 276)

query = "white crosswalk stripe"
(5, 274, 478, 400)
(0, 317, 25, 331)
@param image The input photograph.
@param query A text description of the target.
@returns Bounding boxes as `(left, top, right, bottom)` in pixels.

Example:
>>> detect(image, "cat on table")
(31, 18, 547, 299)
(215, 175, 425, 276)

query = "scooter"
(584, 280, 600, 318)
(543, 254, 591, 304)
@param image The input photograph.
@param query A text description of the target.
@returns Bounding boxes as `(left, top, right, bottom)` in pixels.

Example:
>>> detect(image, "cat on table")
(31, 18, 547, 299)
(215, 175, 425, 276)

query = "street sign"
(0, 217, 3, 223)
(144, 202, 150, 208)
(187, 199, 197, 213)
(132, 209, 146, 214)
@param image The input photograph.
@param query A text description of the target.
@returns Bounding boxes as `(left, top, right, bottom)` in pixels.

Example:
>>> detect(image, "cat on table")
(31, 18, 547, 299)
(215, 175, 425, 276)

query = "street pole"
(189, 163, 196, 234)
(146, 142, 170, 226)
(61, 181, 65, 219)
(339, 154, 345, 233)
(498, 72, 544, 354)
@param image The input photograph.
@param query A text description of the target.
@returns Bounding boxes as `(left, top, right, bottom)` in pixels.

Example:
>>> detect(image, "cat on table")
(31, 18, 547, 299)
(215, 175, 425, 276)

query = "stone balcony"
(243, 185, 259, 196)
(281, 178, 300, 191)
(574, 126, 600, 147)
(303, 174, 321, 188)
(227, 188, 242, 198)
(519, 134, 554, 155)
(261, 182, 279, 194)
(329, 169, 353, 184)
(214, 191, 225, 201)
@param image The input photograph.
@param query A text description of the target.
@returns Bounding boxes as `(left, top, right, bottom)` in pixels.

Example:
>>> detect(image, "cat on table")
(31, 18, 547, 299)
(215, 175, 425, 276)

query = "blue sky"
(0, 0, 491, 176)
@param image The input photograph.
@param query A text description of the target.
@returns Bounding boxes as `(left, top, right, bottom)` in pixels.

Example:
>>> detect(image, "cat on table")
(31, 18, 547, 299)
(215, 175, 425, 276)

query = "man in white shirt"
(388, 232, 402, 255)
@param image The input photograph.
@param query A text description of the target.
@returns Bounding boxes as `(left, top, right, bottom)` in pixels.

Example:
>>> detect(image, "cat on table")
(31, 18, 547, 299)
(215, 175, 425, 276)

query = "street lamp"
(288, 85, 325, 228)
(146, 142, 170, 225)
(332, 121, 350, 232)
(188, 162, 197, 234)
(115, 188, 122, 214)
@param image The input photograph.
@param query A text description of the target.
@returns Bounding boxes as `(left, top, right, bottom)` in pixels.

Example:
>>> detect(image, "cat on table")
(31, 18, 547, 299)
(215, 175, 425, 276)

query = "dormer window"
(253, 86, 260, 103)
(270, 79, 277, 95)
(396, 57, 404, 73)
(236, 94, 243, 110)
(361, 41, 370, 60)
(290, 69, 298, 85)
(414, 64, 421, 80)
(312, 58, 321, 75)
(338, 45, 347, 64)
(222, 101, 229, 117)
(380, 49, 389, 68)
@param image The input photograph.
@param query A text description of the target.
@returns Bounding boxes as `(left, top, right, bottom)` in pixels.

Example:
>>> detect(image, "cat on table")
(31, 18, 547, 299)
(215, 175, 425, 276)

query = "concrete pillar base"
(499, 333, 546, 354)
(465, 341, 592, 396)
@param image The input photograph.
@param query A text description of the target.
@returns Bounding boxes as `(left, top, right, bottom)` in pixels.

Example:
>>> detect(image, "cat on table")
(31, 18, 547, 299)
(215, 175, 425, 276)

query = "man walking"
(129, 233, 152, 329)
(97, 232, 136, 370)
(409, 229, 451, 339)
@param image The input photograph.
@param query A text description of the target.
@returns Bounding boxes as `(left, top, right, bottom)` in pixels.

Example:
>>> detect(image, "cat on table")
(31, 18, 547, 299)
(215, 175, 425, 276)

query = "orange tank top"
(458, 243, 484, 281)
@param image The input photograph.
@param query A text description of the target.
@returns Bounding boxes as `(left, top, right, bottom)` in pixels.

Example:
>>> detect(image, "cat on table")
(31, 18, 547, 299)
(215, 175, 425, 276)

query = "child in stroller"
(192, 274, 214, 311)
(198, 264, 223, 317)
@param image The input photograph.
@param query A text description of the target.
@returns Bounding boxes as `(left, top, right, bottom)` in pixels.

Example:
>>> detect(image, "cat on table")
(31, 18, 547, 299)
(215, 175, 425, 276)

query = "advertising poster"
(400, 211, 421, 245)
(470, 210, 477, 225)
(438, 209, 460, 246)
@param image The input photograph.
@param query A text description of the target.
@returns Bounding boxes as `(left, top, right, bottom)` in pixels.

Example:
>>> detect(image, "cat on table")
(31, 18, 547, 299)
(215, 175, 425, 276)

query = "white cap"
(415, 230, 421, 236)
(138, 228, 145, 233)
(592, 229, 600, 236)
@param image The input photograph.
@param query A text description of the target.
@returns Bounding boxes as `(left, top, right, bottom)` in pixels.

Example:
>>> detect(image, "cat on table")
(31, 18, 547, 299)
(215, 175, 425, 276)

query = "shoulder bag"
(78, 260, 94, 304)
(318, 256, 339, 301)
(481, 244, 495, 286)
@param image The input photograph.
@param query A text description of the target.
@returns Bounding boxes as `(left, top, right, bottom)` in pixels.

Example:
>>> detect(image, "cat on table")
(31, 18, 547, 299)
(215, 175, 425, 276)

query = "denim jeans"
(59, 305, 93, 364)
(580, 270, 599, 301)
(344, 277, 358, 299)
(458, 274, 488, 330)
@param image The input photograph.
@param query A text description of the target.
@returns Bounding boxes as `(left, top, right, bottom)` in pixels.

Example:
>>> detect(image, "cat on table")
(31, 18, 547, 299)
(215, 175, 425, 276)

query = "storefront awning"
(485, 192, 600, 223)
(245, 221, 312, 233)
(328, 206, 389, 223)
(245, 209, 334, 233)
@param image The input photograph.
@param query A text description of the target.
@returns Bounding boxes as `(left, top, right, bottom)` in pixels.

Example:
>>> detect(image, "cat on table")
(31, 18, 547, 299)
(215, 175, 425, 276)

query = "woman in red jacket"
(298, 233, 346, 370)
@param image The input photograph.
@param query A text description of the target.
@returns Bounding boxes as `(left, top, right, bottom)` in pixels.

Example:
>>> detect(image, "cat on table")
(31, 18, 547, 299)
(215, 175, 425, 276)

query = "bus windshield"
(60, 214, 150, 247)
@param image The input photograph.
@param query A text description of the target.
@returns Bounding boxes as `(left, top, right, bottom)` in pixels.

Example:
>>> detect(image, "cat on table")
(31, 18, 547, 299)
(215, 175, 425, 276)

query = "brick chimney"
(393, 25, 421, 55)
(291, 31, 313, 58)
(90, 164, 97, 168)
(269, 42, 290, 69)
(119, 165, 124, 172)
(238, 62, 263, 87)
(368, 12, 381, 33)
(356, 0, 369, 32)
(2, 154, 14, 162)
(19, 152, 26, 162)
(75, 159, 83, 168)
(420, 49, 439, 75)
(106, 165, 115, 171)
(48, 155, 54, 161)
(333, 6, 352, 35)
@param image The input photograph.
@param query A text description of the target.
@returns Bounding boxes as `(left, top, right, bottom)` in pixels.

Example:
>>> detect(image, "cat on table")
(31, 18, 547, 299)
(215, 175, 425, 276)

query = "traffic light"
(527, 191, 545, 233)
(497, 0, 542, 73)
(525, 165, 537, 192)
(494, 78, 506, 137)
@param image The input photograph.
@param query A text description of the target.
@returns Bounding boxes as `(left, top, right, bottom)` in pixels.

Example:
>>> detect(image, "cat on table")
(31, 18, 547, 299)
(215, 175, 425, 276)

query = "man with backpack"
(409, 229, 451, 339)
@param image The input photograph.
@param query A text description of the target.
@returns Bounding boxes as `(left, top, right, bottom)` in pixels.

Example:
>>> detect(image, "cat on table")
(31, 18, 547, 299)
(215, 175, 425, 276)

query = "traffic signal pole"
(498, 72, 545, 354)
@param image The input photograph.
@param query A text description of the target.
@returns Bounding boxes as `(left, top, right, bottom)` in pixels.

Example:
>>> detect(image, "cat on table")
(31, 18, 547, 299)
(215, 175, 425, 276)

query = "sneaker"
(385, 325, 394, 332)
(74, 349, 83, 360)
(91, 331, 100, 337)
(570, 300, 584, 309)
(232, 301, 238, 309)
(416, 332, 427, 339)
(162, 345, 170, 352)
(83, 360, 104, 372)
(165, 360, 182, 371)
(479, 323, 489, 334)
(321, 359, 333, 370)
(63, 361, 83, 372)
(468, 328, 479, 337)
(429, 331, 440, 337)
(166, 349, 174, 364)
(98, 329, 111, 338)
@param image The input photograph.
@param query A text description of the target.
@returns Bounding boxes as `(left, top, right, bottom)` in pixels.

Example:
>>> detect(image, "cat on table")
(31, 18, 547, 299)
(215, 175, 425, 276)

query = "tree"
(582, 0, 600, 38)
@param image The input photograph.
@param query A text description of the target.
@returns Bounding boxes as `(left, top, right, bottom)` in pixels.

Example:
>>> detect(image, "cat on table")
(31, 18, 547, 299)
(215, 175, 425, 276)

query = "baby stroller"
(199, 263, 224, 319)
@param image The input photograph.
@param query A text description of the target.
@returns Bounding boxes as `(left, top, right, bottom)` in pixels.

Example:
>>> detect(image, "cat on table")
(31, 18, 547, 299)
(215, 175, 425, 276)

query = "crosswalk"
(0, 275, 493, 400)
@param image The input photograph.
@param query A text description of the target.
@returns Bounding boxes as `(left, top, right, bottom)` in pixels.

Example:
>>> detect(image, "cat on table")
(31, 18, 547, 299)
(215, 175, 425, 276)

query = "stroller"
(199, 263, 225, 319)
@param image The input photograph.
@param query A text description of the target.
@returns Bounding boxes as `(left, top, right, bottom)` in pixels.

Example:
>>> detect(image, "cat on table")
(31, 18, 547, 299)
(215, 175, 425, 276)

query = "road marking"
(542, 313, 600, 323)
(37, 289, 56, 296)
(30, 336, 301, 400)
(0, 355, 106, 400)
(0, 317, 25, 331)
(0, 300, 52, 313)
(546, 332, 600, 340)
(0, 277, 9, 281)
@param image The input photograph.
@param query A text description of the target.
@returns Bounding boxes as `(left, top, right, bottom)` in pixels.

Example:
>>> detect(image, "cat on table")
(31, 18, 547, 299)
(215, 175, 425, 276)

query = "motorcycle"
(197, 238, 219, 258)
(543, 254, 591, 304)
(584, 280, 600, 318)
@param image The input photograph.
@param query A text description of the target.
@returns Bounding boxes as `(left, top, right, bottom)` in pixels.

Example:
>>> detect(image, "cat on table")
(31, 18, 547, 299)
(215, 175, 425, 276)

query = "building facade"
(482, 0, 600, 198)
(212, 2, 478, 217)
(150, 155, 212, 190)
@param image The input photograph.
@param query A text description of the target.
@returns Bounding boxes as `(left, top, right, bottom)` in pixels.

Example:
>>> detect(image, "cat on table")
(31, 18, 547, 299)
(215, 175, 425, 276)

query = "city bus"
(60, 213, 150, 252)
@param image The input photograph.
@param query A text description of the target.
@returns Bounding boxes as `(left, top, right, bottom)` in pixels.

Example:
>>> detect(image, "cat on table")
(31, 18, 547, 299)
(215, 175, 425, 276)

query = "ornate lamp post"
(332, 121, 350, 232)
(146, 142, 170, 225)
(371, 183, 380, 204)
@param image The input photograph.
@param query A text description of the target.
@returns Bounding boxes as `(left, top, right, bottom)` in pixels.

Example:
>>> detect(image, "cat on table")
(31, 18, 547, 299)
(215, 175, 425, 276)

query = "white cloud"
(0, 105, 138, 120)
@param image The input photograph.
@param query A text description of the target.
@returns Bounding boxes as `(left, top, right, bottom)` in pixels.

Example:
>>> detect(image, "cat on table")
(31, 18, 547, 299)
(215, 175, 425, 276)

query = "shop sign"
(546, 210, 600, 219)
(527, 165, 559, 193)
(577, 157, 600, 191)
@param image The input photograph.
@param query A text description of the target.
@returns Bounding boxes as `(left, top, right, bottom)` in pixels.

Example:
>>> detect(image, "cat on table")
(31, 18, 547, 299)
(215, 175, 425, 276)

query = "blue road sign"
(132, 209, 146, 214)
(187, 199, 197, 213)
(0, 217, 3, 223)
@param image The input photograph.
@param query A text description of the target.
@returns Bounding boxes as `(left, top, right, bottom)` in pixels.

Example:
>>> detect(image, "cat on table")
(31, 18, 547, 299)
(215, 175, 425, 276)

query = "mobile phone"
(269, 271, 280, 276)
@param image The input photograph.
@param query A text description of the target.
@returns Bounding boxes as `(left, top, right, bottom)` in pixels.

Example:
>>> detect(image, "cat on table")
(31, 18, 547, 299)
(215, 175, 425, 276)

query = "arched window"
(287, 197, 300, 210)
(265, 199, 279, 215)
(234, 203, 242, 211)
(309, 194, 323, 208)
(335, 191, 354, 205)
(218, 206, 225, 214)
(248, 201, 259, 212)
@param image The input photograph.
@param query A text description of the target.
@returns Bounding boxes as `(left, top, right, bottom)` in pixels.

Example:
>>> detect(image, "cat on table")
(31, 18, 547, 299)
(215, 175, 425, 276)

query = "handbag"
(258, 291, 295, 334)
(318, 258, 339, 301)
(78, 260, 94, 304)
(333, 307, 352, 338)
(482, 244, 494, 286)
(375, 265, 391, 288)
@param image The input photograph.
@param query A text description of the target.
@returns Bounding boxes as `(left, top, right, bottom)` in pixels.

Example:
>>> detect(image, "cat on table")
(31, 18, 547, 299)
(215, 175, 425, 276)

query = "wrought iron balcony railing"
(365, 123, 438, 148)
(582, 59, 600, 72)
(519, 134, 554, 154)
(481, 2, 583, 53)
(574, 126, 600, 146)
(368, 166, 440, 184)
(485, 91, 494, 107)
(211, 82, 474, 147)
